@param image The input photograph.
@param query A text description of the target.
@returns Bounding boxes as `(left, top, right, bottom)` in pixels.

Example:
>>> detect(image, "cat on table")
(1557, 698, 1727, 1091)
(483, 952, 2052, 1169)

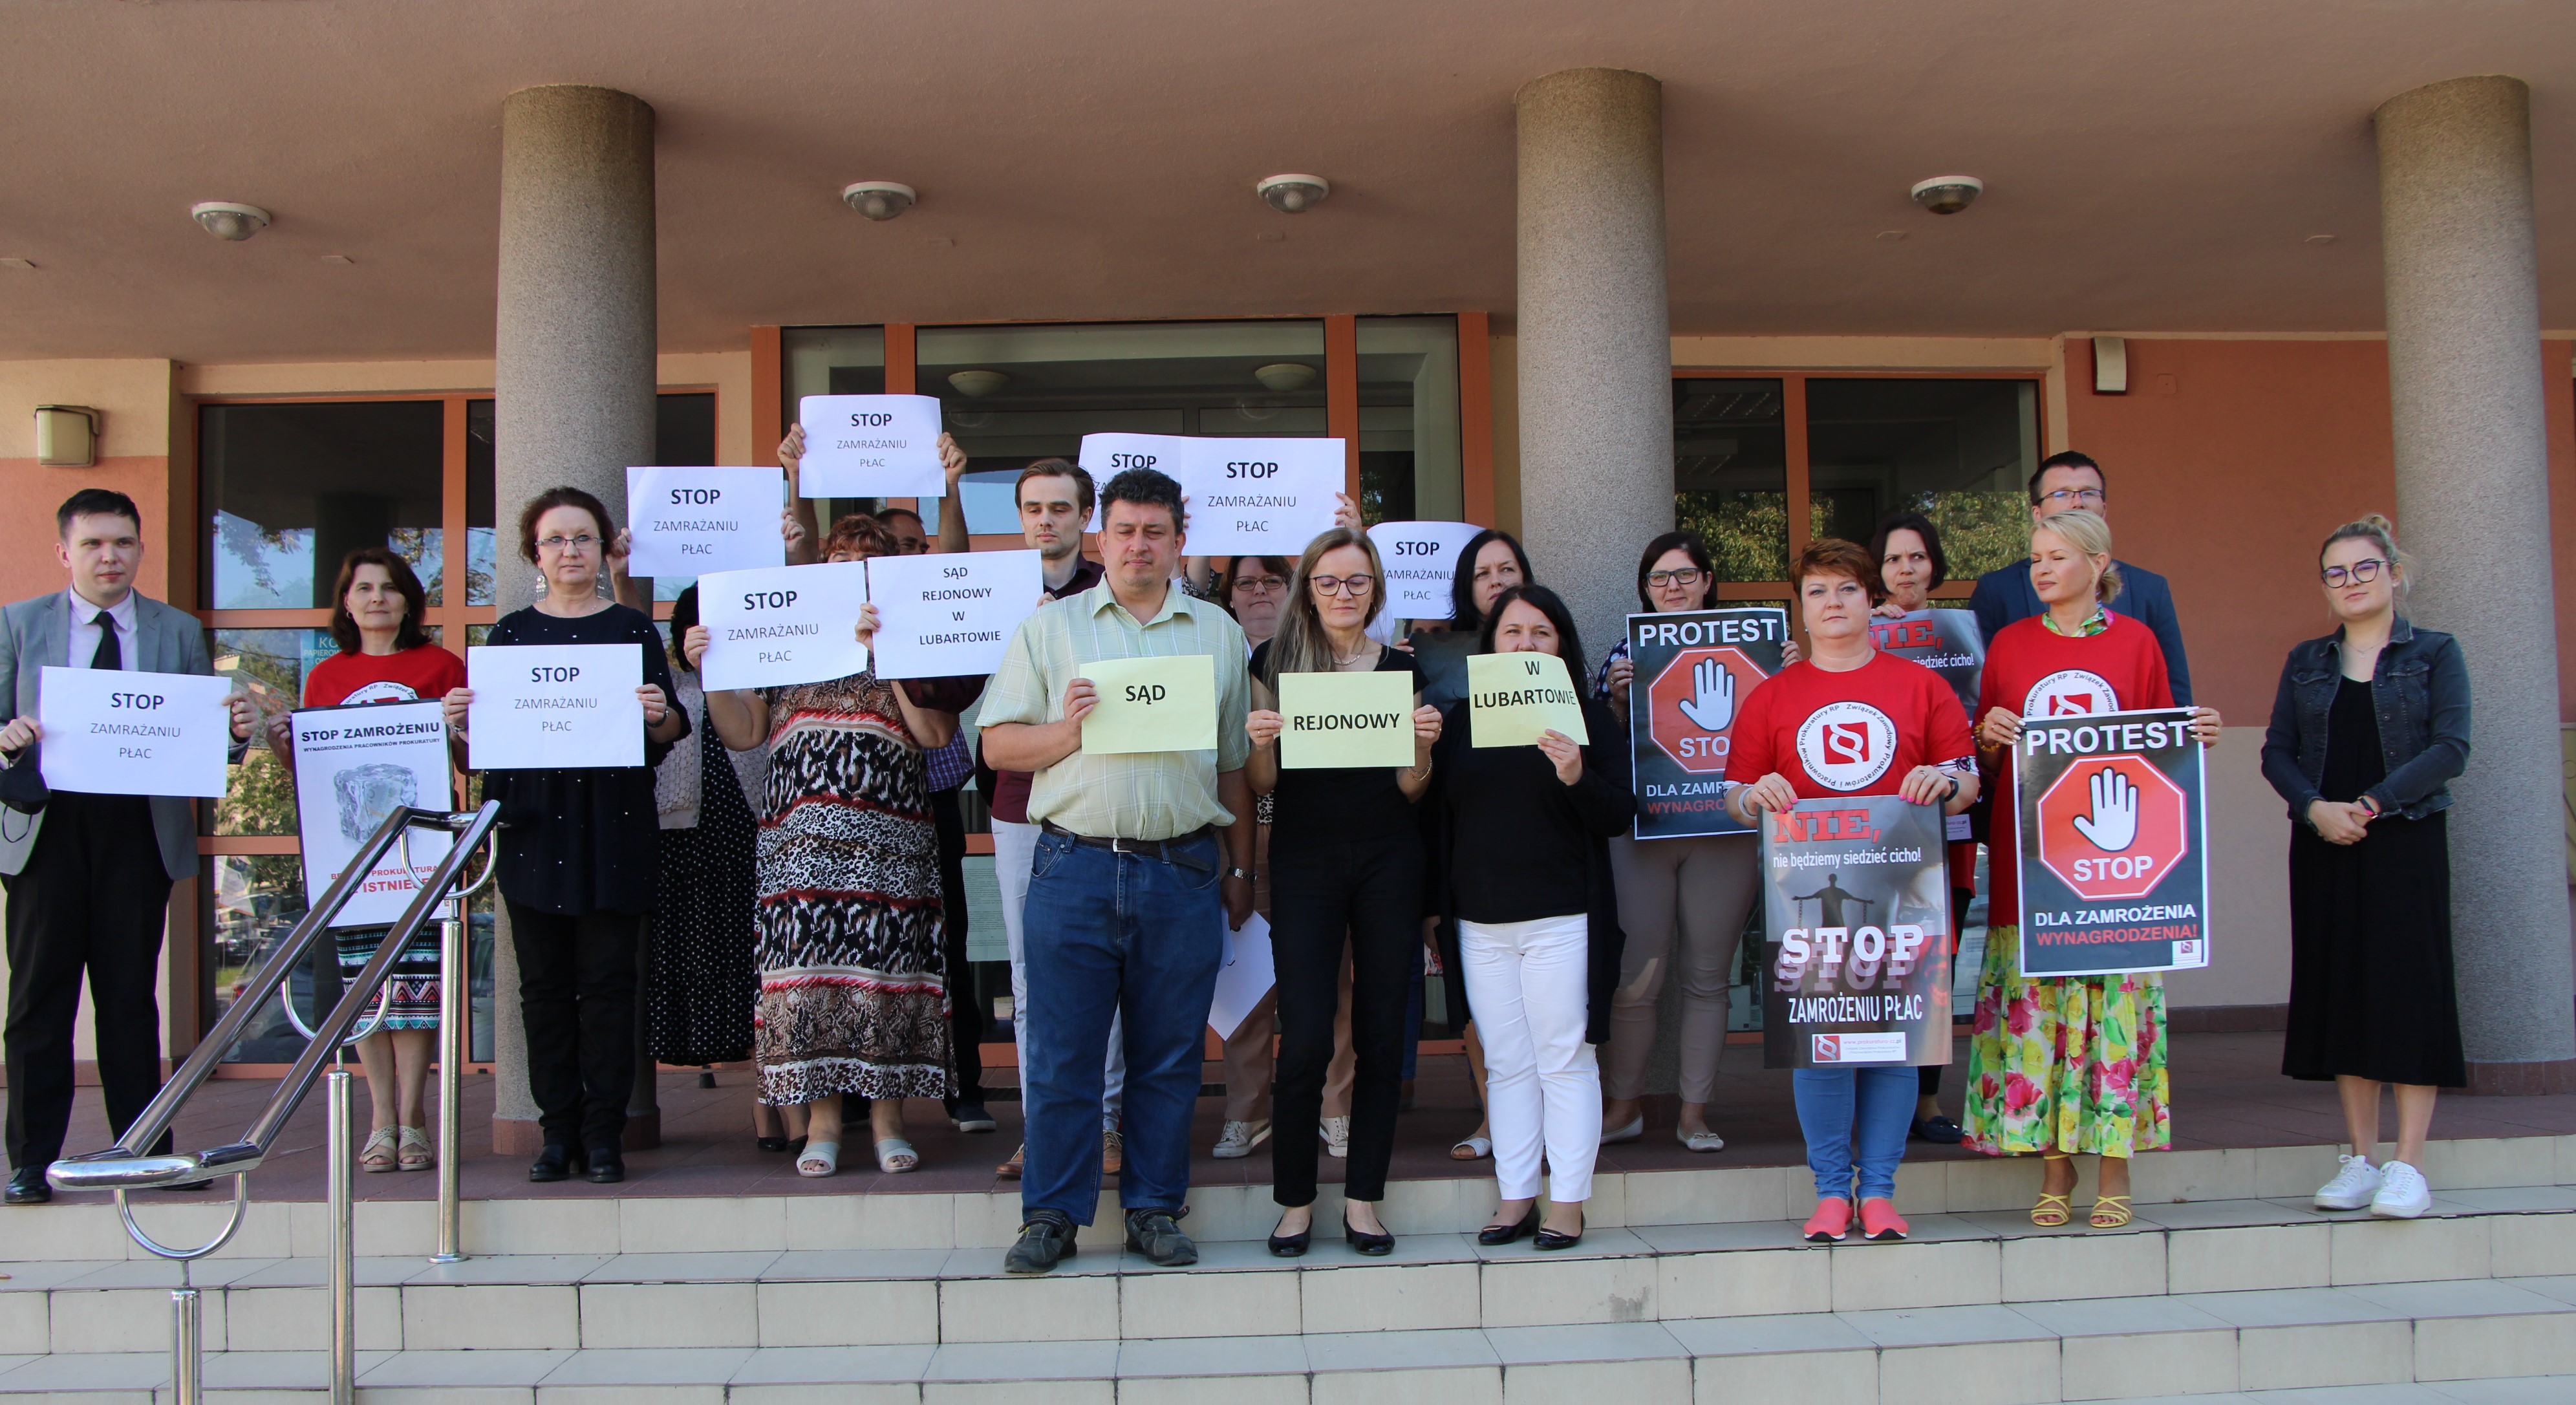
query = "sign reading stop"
(1646, 647, 1768, 774)
(2035, 755, 2189, 901)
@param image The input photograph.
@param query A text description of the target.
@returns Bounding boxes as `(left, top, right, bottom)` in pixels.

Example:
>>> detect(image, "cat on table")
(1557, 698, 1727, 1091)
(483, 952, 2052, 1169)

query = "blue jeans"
(1020, 830, 1224, 1225)
(1793, 1066, 1915, 1202)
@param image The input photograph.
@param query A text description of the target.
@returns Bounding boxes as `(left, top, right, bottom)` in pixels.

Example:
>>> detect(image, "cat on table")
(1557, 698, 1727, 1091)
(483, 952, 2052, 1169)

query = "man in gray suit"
(0, 489, 254, 1204)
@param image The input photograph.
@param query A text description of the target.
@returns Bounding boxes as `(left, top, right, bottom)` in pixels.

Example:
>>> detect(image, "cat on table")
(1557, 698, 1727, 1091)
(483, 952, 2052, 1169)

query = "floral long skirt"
(1963, 925, 2169, 1158)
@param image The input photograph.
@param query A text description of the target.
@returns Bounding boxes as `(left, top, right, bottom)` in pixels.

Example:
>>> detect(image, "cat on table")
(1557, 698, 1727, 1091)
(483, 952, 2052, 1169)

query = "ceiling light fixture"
(2305, 234, 2338, 245)
(1252, 363, 1316, 392)
(1257, 174, 1329, 214)
(947, 369, 1009, 398)
(191, 202, 271, 241)
(1907, 176, 1982, 215)
(841, 182, 916, 221)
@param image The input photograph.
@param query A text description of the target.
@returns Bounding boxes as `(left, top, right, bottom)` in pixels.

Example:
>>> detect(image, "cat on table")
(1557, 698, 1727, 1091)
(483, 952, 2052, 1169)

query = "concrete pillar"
(489, 84, 661, 1152)
(2376, 75, 2576, 1092)
(1514, 68, 1674, 660)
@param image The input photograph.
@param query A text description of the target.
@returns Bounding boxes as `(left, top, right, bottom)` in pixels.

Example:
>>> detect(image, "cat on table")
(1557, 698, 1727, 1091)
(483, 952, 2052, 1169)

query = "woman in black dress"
(443, 486, 689, 1184)
(2261, 513, 2469, 1220)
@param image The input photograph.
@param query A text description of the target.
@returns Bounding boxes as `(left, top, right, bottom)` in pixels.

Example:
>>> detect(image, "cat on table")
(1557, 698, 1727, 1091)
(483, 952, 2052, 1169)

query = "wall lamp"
(36, 406, 99, 467)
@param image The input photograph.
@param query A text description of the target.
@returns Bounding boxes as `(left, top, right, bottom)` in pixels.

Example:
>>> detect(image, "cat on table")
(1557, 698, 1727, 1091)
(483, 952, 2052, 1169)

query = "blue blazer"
(1969, 558, 2193, 707)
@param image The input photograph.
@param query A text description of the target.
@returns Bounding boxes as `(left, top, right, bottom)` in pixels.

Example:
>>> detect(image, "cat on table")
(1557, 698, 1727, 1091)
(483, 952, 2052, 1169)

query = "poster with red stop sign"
(1624, 607, 1790, 839)
(2014, 707, 2213, 978)
(1759, 795, 1955, 1069)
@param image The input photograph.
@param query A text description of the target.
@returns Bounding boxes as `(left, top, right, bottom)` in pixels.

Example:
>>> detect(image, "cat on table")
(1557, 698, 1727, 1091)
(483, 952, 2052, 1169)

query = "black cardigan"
(1423, 695, 1634, 1044)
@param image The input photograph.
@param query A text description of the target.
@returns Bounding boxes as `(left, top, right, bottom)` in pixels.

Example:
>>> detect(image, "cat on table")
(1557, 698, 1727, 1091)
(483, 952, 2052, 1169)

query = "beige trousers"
(1602, 832, 1761, 1105)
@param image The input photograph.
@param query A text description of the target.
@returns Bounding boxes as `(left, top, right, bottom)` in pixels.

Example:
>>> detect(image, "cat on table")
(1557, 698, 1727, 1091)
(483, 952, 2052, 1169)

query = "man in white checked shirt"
(978, 467, 1255, 1274)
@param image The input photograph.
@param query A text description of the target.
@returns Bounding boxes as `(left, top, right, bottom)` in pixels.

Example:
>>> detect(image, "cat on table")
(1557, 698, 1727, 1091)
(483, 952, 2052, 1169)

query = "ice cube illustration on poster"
(1759, 795, 1955, 1070)
(290, 699, 455, 928)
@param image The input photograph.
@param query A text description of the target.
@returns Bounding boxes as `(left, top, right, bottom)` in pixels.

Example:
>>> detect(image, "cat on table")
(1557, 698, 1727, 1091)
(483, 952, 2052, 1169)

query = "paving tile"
(1838, 1303, 2052, 1347)
(1300, 1260, 1483, 1335)
(1483, 1321, 1687, 1364)
(724, 1344, 939, 1383)
(356, 1348, 572, 1386)
(1662, 1311, 1873, 1357)
(403, 1253, 614, 1286)
(2165, 1286, 2393, 1327)
(759, 1249, 956, 1281)
(537, 1346, 754, 1384)
(578, 1250, 781, 1283)
(923, 1338, 1119, 1381)
(1115, 1335, 1309, 1377)
(1303, 1325, 1501, 1371)
(2012, 1292, 2234, 1338)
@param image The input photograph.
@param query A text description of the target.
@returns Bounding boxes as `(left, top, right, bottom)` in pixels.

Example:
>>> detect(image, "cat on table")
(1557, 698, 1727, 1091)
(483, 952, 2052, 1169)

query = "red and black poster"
(1760, 795, 1955, 1069)
(1626, 607, 1790, 839)
(2013, 706, 2212, 977)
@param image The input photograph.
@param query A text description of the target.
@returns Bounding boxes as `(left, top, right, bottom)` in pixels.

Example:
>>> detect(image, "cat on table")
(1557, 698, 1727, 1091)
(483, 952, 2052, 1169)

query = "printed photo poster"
(1869, 608, 1984, 720)
(1626, 608, 1789, 839)
(1760, 795, 1955, 1070)
(2013, 707, 2212, 978)
(288, 699, 454, 928)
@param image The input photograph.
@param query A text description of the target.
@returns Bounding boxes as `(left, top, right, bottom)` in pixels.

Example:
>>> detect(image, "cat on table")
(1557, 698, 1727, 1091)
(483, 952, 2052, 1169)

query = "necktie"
(91, 611, 119, 671)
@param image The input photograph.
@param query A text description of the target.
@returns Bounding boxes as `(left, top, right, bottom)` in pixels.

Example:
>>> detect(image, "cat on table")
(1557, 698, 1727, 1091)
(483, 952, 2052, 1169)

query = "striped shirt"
(978, 579, 1252, 841)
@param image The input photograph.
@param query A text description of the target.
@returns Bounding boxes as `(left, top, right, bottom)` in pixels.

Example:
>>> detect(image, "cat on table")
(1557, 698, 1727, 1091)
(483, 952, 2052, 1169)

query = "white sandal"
(359, 1126, 399, 1174)
(1450, 1134, 1492, 1161)
(397, 1126, 435, 1171)
(796, 1141, 840, 1177)
(875, 1137, 919, 1174)
(1676, 1128, 1726, 1153)
(1601, 1115, 1644, 1145)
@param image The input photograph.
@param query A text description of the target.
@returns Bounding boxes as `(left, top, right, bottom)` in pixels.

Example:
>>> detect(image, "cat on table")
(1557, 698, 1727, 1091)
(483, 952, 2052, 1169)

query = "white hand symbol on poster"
(1677, 658, 1735, 732)
(2072, 767, 2140, 852)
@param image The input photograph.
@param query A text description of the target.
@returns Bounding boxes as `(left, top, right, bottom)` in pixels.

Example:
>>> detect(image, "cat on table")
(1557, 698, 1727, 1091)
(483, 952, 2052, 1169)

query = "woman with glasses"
(1243, 529, 1439, 1254)
(1594, 531, 1761, 1153)
(2263, 515, 2468, 1219)
(1965, 510, 2220, 1230)
(442, 488, 687, 1184)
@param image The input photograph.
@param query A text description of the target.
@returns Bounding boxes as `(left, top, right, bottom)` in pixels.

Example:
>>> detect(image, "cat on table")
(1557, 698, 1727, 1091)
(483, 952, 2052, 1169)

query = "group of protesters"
(3, 445, 2471, 1260)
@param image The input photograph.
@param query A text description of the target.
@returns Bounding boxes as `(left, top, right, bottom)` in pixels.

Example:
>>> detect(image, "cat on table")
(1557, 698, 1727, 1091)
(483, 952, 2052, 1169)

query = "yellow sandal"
(2089, 1194, 2133, 1230)
(2031, 1153, 2074, 1227)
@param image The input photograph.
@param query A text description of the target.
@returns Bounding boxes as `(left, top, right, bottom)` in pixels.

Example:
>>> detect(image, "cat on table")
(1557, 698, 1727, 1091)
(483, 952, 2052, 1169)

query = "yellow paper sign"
(1467, 650, 1589, 747)
(1276, 670, 1416, 769)
(1080, 654, 1218, 755)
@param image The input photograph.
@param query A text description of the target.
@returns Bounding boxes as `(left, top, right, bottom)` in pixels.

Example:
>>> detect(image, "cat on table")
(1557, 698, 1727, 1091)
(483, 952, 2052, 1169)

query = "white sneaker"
(1212, 1119, 1271, 1159)
(2313, 1154, 2381, 1210)
(1322, 1116, 1351, 1159)
(2370, 1159, 2431, 1219)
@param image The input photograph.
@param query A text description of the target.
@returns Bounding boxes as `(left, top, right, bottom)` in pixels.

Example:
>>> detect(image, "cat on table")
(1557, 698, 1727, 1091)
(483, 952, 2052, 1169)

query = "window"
(1357, 316, 1463, 526)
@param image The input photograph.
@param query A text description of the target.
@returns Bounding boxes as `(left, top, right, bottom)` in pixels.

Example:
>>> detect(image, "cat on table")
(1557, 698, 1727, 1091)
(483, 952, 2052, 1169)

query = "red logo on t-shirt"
(1823, 722, 1871, 765)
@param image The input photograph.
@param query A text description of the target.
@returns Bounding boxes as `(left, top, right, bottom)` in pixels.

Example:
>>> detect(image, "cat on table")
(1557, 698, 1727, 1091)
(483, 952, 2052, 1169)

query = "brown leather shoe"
(997, 1143, 1024, 1181)
(1102, 1128, 1124, 1176)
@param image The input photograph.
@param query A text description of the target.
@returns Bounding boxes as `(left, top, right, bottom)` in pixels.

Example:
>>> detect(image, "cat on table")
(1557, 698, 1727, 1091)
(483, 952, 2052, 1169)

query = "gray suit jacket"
(0, 590, 217, 880)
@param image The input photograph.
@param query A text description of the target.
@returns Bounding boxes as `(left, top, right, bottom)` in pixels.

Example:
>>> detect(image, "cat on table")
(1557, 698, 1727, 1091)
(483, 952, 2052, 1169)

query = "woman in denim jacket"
(2260, 514, 2469, 1220)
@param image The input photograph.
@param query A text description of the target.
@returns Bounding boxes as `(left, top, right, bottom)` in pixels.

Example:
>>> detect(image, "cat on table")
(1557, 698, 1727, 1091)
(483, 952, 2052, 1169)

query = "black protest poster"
(1869, 608, 1984, 720)
(2013, 706, 2212, 978)
(1406, 629, 1481, 712)
(1626, 607, 1789, 839)
(1760, 795, 1955, 1069)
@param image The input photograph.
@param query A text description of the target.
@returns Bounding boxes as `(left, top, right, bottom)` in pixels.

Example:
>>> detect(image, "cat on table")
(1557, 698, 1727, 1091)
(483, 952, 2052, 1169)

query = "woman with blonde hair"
(2262, 515, 2467, 1219)
(1966, 509, 2221, 1229)
(1243, 527, 1441, 1254)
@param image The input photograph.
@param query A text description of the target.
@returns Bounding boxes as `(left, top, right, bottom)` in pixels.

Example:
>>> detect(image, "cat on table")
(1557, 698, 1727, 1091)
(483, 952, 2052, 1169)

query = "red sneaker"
(1859, 1197, 1909, 1241)
(1801, 1197, 1854, 1243)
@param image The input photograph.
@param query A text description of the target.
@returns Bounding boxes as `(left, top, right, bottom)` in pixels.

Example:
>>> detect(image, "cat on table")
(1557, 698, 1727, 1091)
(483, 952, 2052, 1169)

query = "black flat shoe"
(1477, 1206, 1540, 1246)
(1267, 1216, 1311, 1258)
(6, 1165, 50, 1205)
(1534, 1227, 1584, 1251)
(585, 1146, 625, 1185)
(1909, 1115, 1964, 1145)
(527, 1144, 579, 1183)
(756, 1136, 790, 1153)
(1344, 1220, 1394, 1256)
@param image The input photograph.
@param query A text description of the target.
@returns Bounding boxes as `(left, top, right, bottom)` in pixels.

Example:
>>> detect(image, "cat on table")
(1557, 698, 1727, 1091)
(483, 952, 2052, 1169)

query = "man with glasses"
(1969, 451, 2193, 705)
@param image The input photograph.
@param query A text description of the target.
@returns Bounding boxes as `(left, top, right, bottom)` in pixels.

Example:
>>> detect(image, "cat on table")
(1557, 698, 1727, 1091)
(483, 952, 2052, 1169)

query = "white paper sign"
(695, 562, 872, 692)
(625, 466, 786, 577)
(1077, 433, 1345, 557)
(865, 550, 1044, 681)
(1369, 520, 1488, 620)
(290, 700, 455, 928)
(37, 667, 233, 798)
(1206, 912, 1275, 1041)
(797, 394, 945, 499)
(465, 645, 643, 771)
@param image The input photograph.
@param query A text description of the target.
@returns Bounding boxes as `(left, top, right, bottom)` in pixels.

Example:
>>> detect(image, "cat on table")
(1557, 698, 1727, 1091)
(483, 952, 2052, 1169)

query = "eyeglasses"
(1646, 568, 1707, 588)
(537, 534, 599, 554)
(2321, 559, 2386, 587)
(1232, 575, 1288, 595)
(2040, 488, 2107, 508)
(1309, 574, 1377, 597)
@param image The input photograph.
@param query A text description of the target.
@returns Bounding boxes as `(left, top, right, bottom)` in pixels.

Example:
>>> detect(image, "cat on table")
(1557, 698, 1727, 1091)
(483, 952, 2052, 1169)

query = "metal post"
(433, 892, 467, 1263)
(169, 1283, 202, 1405)
(325, 1066, 356, 1405)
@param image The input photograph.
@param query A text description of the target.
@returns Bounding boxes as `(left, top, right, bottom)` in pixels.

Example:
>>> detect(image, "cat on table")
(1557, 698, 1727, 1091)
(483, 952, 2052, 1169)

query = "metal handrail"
(47, 800, 500, 1405)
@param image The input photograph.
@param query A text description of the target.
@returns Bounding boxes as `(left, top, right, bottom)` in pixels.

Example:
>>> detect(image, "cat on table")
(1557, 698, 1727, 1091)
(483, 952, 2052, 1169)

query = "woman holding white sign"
(1241, 528, 1439, 1255)
(685, 513, 967, 1179)
(1723, 539, 1980, 1245)
(1424, 584, 1632, 1250)
(1965, 510, 2219, 1230)
(268, 547, 464, 1173)
(442, 488, 687, 1185)
(1594, 531, 1763, 1154)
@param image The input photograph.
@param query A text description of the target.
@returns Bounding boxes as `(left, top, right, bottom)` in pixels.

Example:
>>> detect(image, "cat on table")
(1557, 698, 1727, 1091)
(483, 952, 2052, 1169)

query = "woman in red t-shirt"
(265, 547, 464, 1173)
(1725, 539, 1980, 1245)
(1964, 511, 2220, 1230)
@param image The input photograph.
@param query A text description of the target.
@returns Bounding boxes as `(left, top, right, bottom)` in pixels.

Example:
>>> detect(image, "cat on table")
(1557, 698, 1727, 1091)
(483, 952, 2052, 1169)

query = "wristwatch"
(1227, 866, 1253, 881)
(1939, 775, 1960, 803)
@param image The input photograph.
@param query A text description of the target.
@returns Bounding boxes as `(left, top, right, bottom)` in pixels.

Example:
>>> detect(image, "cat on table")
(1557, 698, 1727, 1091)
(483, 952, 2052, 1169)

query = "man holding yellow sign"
(978, 467, 1254, 1276)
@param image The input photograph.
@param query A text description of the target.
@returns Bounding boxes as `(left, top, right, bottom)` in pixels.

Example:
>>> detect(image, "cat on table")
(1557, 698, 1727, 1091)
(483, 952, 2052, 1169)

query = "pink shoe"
(1859, 1197, 1909, 1241)
(1801, 1197, 1854, 1243)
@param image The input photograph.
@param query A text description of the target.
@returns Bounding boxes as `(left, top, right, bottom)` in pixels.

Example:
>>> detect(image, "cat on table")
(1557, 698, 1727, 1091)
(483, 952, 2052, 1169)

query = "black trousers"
(930, 786, 982, 1105)
(4, 793, 174, 1172)
(1270, 837, 1422, 1207)
(507, 899, 640, 1150)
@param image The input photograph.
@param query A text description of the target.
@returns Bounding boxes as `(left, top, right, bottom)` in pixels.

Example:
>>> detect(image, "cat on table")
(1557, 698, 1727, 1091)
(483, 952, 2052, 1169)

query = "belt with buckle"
(1040, 821, 1215, 870)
